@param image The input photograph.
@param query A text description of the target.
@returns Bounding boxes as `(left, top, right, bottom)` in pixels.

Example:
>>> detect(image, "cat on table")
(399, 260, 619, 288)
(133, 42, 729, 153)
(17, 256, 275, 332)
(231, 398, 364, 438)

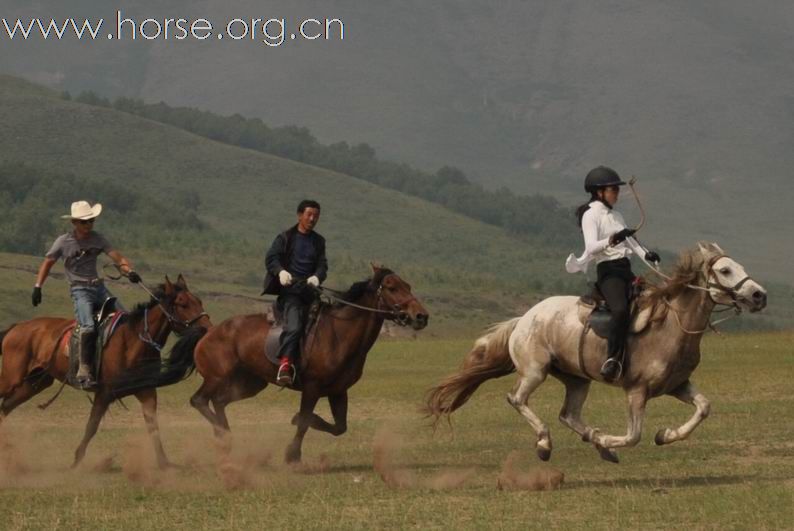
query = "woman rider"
(565, 166, 661, 382)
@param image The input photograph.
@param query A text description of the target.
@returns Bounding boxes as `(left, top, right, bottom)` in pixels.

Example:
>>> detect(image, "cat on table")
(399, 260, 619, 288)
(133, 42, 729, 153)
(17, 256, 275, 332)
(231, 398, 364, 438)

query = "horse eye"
(720, 268, 730, 275)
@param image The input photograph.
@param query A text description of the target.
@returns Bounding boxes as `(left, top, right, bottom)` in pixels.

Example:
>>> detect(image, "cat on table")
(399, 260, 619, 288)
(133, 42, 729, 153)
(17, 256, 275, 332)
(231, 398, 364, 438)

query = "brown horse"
(425, 243, 767, 463)
(0, 275, 211, 468)
(189, 265, 428, 463)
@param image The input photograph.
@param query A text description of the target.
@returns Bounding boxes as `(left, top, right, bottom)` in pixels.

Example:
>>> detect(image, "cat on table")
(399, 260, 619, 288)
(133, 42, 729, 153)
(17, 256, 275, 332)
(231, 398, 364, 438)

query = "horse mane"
(127, 284, 183, 325)
(640, 247, 706, 319)
(337, 268, 395, 303)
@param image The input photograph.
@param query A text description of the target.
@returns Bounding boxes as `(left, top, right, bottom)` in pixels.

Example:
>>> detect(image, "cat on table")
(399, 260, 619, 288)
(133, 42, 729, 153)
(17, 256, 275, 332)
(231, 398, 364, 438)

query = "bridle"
(316, 276, 419, 327)
(134, 281, 209, 333)
(641, 252, 752, 335)
(104, 266, 208, 352)
(702, 254, 755, 306)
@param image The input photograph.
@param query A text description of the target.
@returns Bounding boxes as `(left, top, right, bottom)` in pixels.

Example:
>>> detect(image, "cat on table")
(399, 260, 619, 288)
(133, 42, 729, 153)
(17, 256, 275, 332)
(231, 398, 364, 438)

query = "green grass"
(0, 332, 792, 529)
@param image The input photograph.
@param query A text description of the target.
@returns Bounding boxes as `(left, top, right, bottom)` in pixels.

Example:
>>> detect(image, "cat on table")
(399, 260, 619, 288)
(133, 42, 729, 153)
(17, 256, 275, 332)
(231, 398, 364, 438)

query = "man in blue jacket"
(262, 200, 328, 386)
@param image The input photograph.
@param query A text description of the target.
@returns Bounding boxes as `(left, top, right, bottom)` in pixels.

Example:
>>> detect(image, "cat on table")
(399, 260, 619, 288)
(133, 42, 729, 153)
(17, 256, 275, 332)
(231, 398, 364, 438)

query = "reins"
(315, 283, 415, 326)
(637, 253, 748, 335)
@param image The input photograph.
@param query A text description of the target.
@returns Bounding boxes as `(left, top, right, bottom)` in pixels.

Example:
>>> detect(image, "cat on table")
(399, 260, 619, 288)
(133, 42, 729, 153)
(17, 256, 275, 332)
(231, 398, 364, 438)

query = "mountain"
(0, 75, 583, 334)
(2, 0, 790, 282)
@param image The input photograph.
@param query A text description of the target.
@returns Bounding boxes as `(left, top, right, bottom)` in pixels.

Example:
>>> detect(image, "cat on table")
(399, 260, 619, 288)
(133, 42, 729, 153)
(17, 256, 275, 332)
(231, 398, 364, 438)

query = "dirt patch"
(496, 451, 564, 491)
(373, 426, 473, 490)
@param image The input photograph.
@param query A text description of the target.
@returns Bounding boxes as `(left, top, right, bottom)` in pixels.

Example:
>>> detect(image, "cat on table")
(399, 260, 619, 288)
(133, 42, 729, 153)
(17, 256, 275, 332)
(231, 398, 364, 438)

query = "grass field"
(0, 332, 792, 530)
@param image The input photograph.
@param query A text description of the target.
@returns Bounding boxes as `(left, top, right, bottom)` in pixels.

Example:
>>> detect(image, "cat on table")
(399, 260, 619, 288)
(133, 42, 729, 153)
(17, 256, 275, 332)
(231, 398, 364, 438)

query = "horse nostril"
(752, 291, 765, 301)
(417, 314, 428, 324)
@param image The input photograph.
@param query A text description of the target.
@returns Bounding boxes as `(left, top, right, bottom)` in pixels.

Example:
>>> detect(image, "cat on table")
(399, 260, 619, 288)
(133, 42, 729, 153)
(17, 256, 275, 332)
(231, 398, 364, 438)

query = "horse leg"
(291, 392, 348, 435)
(654, 380, 710, 445)
(190, 380, 226, 437)
(285, 391, 320, 464)
(506, 369, 552, 461)
(135, 388, 172, 469)
(0, 376, 54, 423)
(589, 387, 648, 450)
(73, 392, 111, 468)
(327, 392, 348, 436)
(556, 374, 619, 463)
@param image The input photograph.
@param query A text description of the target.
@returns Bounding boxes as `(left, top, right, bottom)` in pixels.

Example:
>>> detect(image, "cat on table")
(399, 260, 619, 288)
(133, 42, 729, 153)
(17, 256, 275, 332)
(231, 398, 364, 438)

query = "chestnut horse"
(190, 266, 428, 463)
(0, 275, 211, 468)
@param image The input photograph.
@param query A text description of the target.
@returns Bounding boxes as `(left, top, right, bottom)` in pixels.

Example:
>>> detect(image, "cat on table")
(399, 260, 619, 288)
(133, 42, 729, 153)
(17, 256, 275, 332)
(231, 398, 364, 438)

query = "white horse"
(426, 242, 767, 462)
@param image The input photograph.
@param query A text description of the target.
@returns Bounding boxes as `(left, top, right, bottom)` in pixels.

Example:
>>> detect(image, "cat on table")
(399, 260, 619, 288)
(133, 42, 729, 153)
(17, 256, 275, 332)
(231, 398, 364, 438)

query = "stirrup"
(276, 362, 296, 387)
(75, 365, 97, 389)
(599, 357, 623, 382)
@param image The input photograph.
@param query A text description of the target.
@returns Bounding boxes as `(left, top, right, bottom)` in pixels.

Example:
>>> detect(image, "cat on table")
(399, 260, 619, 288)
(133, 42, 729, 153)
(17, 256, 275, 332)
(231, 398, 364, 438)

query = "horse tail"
(424, 317, 520, 426)
(111, 326, 208, 396)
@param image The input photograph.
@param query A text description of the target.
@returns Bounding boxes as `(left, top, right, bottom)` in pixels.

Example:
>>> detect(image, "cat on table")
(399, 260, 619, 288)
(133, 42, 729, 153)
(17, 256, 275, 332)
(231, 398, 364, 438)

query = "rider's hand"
(127, 271, 142, 283)
(609, 228, 636, 246)
(645, 251, 661, 264)
(307, 275, 320, 288)
(278, 270, 293, 286)
(32, 286, 42, 307)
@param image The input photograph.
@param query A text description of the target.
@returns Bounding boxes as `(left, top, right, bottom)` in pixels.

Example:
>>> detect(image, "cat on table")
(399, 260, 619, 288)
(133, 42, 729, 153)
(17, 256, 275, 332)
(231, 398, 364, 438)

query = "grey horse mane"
(641, 245, 714, 320)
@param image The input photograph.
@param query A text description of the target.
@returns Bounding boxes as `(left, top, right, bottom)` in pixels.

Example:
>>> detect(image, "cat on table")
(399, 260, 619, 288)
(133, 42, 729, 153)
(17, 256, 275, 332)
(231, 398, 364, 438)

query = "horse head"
(162, 274, 213, 331)
(697, 242, 767, 313)
(370, 263, 429, 330)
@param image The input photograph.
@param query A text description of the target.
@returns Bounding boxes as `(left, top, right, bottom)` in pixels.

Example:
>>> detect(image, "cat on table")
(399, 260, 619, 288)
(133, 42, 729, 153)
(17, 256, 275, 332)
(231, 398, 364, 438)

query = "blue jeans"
(69, 283, 121, 333)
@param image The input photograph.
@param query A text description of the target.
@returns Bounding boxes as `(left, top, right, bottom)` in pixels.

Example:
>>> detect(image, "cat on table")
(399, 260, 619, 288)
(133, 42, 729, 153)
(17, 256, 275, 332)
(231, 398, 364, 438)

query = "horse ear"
(164, 275, 175, 295)
(710, 242, 725, 254)
(176, 274, 187, 288)
(370, 261, 382, 273)
(697, 242, 713, 258)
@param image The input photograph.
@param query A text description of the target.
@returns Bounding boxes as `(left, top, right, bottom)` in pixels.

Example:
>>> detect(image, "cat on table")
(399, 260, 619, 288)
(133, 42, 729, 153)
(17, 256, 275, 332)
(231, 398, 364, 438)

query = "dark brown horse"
(190, 265, 428, 463)
(0, 275, 211, 468)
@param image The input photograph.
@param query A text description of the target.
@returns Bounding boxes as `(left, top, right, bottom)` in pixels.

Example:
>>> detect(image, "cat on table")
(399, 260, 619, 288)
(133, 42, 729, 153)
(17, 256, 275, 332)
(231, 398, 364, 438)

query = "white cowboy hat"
(61, 200, 102, 220)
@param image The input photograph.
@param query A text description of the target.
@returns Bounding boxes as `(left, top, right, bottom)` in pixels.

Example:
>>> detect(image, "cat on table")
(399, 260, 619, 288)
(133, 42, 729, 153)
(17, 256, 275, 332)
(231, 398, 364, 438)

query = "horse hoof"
(537, 447, 552, 461)
(654, 429, 668, 446)
(596, 445, 619, 464)
(285, 447, 302, 464)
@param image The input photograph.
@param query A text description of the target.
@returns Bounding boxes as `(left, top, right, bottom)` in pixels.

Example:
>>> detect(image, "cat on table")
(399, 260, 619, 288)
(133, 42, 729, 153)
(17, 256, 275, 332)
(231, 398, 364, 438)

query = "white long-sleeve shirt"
(565, 201, 647, 274)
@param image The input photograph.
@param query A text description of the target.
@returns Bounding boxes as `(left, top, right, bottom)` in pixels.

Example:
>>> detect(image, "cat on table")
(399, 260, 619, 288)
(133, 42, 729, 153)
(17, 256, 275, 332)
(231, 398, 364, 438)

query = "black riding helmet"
(584, 166, 626, 193)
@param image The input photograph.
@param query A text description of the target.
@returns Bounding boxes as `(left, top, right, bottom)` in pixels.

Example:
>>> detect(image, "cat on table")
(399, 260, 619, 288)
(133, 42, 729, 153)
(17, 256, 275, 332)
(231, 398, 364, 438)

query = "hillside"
(2, 0, 790, 281)
(0, 75, 577, 334)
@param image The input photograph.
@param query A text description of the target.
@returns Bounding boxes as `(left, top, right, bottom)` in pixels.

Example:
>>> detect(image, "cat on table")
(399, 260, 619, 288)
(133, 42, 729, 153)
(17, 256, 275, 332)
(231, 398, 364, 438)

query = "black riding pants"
(276, 285, 314, 362)
(597, 258, 634, 359)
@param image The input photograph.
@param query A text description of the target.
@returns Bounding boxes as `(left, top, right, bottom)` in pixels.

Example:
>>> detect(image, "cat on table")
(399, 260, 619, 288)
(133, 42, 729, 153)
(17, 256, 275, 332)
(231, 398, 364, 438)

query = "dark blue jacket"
(262, 225, 328, 295)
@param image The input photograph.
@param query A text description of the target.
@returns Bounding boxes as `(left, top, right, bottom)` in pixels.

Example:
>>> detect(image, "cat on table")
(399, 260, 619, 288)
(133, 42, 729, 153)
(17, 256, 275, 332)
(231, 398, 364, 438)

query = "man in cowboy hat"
(262, 199, 327, 386)
(32, 200, 141, 387)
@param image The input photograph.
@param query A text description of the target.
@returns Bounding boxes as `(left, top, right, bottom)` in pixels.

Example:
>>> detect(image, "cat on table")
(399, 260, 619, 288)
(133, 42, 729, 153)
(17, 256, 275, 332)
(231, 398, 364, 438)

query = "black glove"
(645, 251, 661, 264)
(609, 228, 636, 246)
(32, 286, 42, 307)
(127, 271, 142, 284)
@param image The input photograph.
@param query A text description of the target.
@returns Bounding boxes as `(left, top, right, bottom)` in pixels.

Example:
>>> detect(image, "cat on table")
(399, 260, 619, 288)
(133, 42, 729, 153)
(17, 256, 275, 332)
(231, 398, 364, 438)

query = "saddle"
(263, 299, 323, 367)
(576, 278, 652, 339)
(62, 297, 127, 388)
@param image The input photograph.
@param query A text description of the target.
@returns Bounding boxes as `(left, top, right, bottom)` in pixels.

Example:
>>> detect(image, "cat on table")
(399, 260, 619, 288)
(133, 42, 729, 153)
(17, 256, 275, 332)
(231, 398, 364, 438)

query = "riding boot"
(76, 330, 97, 388)
(601, 321, 628, 382)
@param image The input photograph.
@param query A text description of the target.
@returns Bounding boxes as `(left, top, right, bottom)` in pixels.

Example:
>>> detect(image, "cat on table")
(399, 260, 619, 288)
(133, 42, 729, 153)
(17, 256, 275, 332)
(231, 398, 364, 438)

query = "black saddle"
(579, 278, 645, 339)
